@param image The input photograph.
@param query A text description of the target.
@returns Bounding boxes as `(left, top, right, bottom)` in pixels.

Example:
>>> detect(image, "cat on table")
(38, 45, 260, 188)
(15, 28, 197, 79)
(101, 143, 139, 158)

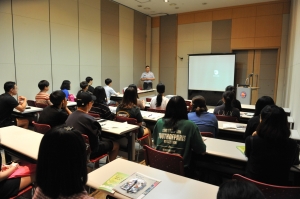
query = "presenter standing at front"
(140, 65, 155, 90)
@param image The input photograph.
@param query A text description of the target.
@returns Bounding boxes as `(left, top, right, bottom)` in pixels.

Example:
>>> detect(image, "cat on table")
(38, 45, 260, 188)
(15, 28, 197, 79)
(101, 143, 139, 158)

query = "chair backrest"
(27, 100, 36, 107)
(200, 132, 214, 138)
(32, 121, 51, 134)
(10, 185, 33, 199)
(143, 145, 185, 176)
(216, 115, 238, 122)
(115, 116, 138, 125)
(88, 112, 100, 119)
(146, 97, 152, 102)
(81, 134, 92, 163)
(35, 102, 48, 108)
(147, 108, 166, 113)
(232, 174, 300, 199)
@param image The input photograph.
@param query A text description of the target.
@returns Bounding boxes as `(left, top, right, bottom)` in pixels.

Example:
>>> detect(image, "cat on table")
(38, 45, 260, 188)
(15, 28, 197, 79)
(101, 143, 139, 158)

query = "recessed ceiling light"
(144, 7, 150, 10)
(137, 5, 142, 7)
(170, 3, 176, 6)
(164, 0, 169, 2)
(202, 2, 207, 5)
(175, 7, 179, 9)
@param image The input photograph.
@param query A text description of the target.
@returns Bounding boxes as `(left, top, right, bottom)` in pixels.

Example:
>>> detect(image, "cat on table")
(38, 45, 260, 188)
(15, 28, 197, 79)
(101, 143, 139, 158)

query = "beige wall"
(0, 0, 150, 98)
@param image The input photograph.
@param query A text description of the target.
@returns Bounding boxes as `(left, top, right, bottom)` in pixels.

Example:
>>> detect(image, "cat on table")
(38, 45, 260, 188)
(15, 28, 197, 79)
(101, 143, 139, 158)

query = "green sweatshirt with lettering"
(153, 119, 206, 167)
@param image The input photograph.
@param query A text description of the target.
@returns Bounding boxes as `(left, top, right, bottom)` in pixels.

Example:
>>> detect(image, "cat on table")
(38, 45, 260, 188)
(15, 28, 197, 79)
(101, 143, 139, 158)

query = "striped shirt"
(35, 92, 52, 105)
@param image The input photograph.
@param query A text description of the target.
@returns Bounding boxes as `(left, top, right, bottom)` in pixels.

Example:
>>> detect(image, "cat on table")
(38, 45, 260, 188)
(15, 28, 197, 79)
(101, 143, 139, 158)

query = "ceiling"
(111, 0, 278, 17)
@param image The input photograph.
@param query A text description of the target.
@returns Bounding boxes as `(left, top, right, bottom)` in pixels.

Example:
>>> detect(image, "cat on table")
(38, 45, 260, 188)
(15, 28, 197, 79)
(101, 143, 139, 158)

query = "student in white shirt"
(104, 78, 119, 105)
(150, 83, 169, 110)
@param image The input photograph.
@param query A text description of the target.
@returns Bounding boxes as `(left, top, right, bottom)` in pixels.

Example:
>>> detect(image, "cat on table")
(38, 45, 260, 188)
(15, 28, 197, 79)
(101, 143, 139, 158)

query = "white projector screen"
(188, 54, 235, 92)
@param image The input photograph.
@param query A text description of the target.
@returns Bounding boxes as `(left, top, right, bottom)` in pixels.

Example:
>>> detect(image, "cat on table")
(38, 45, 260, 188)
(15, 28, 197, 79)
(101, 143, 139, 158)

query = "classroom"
(0, 0, 300, 198)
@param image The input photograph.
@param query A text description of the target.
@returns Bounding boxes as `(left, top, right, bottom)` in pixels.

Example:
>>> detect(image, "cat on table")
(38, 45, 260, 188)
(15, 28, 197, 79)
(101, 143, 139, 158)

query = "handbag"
(8, 162, 36, 179)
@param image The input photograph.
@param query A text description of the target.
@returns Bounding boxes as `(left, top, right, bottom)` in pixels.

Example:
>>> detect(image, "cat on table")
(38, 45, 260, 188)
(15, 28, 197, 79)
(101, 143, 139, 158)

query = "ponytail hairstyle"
(156, 83, 165, 107)
(222, 91, 234, 111)
(191, 95, 208, 116)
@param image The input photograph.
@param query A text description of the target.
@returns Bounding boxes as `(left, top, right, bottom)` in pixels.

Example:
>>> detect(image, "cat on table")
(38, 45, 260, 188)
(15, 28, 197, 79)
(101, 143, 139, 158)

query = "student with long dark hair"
(116, 87, 151, 145)
(213, 91, 240, 120)
(33, 126, 94, 199)
(60, 80, 71, 100)
(91, 86, 115, 120)
(150, 83, 169, 110)
(128, 84, 145, 110)
(153, 96, 206, 169)
(245, 105, 299, 186)
(216, 85, 241, 110)
(244, 96, 274, 140)
(188, 95, 218, 137)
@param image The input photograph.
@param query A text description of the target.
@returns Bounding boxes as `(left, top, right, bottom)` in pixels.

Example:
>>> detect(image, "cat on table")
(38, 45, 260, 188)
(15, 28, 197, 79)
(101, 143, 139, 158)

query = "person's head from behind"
(222, 91, 234, 109)
(50, 90, 66, 108)
(225, 85, 235, 92)
(4, 81, 17, 95)
(192, 95, 207, 115)
(257, 105, 290, 141)
(254, 96, 275, 116)
(105, 78, 112, 86)
(60, 80, 71, 90)
(36, 126, 87, 198)
(93, 86, 107, 103)
(128, 84, 139, 99)
(164, 96, 188, 129)
(156, 83, 165, 107)
(80, 81, 89, 91)
(145, 65, 150, 72)
(38, 80, 50, 91)
(217, 180, 264, 199)
(76, 92, 96, 112)
(120, 87, 137, 107)
(85, 76, 93, 85)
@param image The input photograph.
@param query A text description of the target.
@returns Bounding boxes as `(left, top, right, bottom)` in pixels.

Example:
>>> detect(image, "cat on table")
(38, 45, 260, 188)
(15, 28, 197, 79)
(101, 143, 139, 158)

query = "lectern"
(236, 85, 259, 105)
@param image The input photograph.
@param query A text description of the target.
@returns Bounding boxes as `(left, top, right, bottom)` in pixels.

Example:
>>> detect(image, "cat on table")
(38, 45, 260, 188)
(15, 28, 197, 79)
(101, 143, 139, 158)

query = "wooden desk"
(87, 158, 218, 199)
(13, 106, 43, 114)
(99, 120, 139, 161)
(241, 104, 291, 116)
(0, 126, 42, 163)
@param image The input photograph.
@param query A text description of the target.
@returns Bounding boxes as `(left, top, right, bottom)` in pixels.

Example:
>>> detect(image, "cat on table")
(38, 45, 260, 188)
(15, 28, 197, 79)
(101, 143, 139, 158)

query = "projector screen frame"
(188, 53, 236, 92)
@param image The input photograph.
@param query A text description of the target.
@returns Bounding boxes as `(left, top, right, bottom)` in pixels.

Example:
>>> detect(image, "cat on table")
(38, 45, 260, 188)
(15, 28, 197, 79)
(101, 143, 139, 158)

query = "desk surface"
(13, 106, 43, 114)
(0, 126, 42, 160)
(241, 104, 291, 114)
(112, 89, 156, 98)
(87, 158, 218, 199)
(99, 120, 139, 135)
(67, 101, 77, 106)
(109, 107, 163, 122)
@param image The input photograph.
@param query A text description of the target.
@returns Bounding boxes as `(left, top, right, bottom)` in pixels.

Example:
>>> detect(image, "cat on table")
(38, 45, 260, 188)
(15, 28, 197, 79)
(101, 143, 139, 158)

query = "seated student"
(66, 92, 119, 162)
(0, 81, 29, 128)
(60, 80, 71, 100)
(116, 87, 151, 145)
(104, 78, 119, 105)
(33, 126, 94, 199)
(213, 91, 240, 121)
(0, 154, 34, 198)
(217, 180, 265, 199)
(150, 83, 169, 110)
(86, 76, 94, 93)
(245, 105, 299, 186)
(153, 96, 206, 173)
(77, 81, 92, 96)
(216, 85, 242, 111)
(244, 96, 274, 140)
(128, 84, 145, 110)
(38, 90, 72, 127)
(91, 86, 115, 120)
(35, 80, 52, 105)
(188, 95, 218, 137)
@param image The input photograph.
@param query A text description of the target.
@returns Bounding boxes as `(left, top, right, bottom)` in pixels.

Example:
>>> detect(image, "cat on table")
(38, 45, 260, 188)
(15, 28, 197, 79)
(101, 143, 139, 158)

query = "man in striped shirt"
(35, 80, 52, 105)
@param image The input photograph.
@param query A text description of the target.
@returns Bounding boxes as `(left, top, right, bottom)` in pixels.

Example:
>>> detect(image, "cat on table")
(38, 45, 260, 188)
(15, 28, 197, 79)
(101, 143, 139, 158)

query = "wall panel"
(151, 27, 159, 86)
(211, 19, 231, 53)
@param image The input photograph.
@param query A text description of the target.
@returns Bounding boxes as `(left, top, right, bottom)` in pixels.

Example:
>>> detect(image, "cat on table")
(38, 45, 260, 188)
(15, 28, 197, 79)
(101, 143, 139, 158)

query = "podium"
(236, 85, 259, 105)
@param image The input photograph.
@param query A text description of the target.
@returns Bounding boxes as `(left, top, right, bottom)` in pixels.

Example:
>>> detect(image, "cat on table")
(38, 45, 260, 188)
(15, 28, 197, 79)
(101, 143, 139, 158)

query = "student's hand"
(62, 99, 68, 109)
(252, 131, 257, 136)
(1, 165, 10, 171)
(18, 96, 26, 101)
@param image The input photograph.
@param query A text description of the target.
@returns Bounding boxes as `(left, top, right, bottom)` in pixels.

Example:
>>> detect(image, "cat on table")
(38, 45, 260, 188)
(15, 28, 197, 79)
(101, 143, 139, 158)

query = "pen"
(148, 114, 152, 117)
(127, 179, 138, 193)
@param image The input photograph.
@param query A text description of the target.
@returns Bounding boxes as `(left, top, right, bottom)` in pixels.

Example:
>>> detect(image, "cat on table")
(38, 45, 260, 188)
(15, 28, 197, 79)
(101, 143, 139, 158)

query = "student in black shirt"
(244, 96, 274, 140)
(91, 86, 115, 120)
(0, 81, 29, 128)
(245, 105, 299, 186)
(38, 90, 72, 127)
(216, 85, 241, 111)
(86, 76, 94, 93)
(214, 91, 240, 121)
